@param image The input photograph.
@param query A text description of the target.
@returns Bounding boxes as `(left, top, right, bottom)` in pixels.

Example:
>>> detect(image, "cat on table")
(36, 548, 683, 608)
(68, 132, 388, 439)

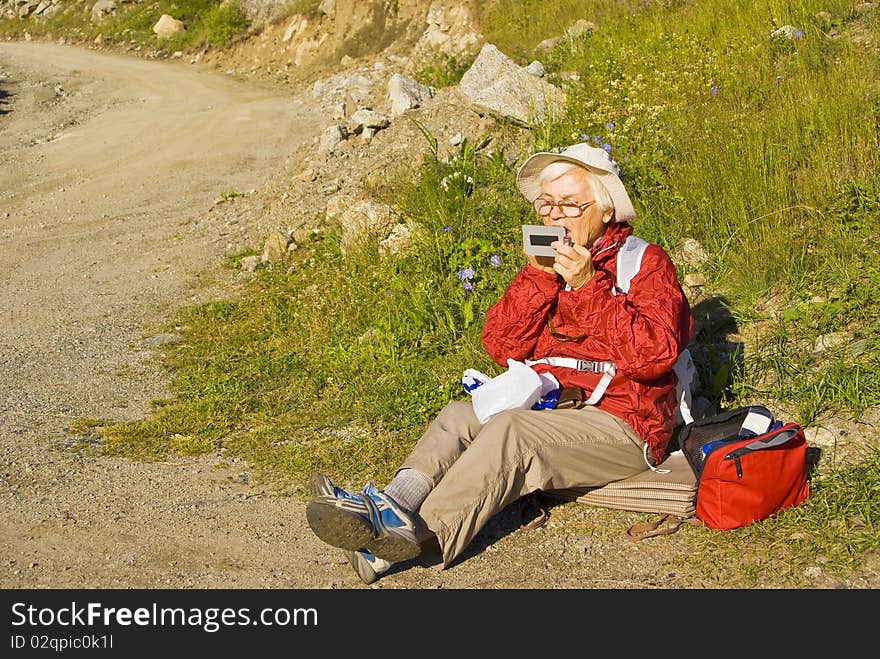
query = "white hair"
(537, 161, 614, 216)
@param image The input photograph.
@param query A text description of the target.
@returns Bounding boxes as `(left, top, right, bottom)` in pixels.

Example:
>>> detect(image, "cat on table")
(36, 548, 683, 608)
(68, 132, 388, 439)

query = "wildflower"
(710, 85, 719, 96)
(443, 225, 451, 232)
(604, 122, 615, 131)
(580, 133, 590, 142)
(601, 143, 612, 153)
(490, 255, 501, 267)
(462, 281, 473, 291)
(591, 135, 602, 144)
(794, 29, 803, 39)
(457, 267, 475, 280)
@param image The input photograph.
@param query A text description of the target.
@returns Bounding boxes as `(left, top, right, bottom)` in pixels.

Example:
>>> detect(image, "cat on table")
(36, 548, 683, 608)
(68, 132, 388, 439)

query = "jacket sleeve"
(562, 245, 692, 381)
(481, 265, 563, 367)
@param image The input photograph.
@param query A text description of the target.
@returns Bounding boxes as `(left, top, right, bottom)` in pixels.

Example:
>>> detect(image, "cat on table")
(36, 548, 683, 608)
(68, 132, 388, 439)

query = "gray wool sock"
(383, 468, 433, 513)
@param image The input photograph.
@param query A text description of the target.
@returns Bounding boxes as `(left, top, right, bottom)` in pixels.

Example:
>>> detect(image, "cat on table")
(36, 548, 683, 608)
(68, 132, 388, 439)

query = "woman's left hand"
(551, 240, 594, 290)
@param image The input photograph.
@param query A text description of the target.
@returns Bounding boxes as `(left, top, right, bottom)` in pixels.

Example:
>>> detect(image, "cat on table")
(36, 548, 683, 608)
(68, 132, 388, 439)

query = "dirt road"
(0, 41, 348, 588)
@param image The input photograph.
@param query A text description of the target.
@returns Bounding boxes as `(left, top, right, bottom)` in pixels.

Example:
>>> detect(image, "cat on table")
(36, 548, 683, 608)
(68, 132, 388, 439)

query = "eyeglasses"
(533, 198, 597, 217)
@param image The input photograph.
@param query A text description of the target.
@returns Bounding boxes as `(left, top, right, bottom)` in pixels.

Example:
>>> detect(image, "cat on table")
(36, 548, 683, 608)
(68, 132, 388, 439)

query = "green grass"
(18, 0, 880, 585)
(413, 53, 476, 89)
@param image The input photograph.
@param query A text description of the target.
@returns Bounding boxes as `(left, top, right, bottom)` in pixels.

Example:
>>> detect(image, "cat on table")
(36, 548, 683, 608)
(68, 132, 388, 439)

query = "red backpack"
(678, 406, 811, 530)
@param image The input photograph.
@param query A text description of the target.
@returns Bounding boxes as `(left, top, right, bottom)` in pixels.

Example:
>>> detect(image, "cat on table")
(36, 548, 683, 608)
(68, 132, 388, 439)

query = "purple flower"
(601, 143, 612, 153)
(604, 121, 615, 131)
(457, 267, 475, 280)
(442, 225, 451, 232)
(580, 133, 590, 142)
(710, 85, 719, 96)
(462, 281, 473, 291)
(794, 29, 803, 39)
(591, 135, 602, 144)
(490, 255, 501, 267)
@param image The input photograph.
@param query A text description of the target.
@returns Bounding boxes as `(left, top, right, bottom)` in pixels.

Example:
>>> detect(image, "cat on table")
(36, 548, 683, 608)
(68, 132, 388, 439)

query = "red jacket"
(481, 222, 693, 464)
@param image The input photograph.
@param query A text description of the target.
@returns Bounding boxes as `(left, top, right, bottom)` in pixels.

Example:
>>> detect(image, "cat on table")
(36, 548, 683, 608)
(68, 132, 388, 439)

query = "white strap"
(525, 357, 616, 405)
(525, 357, 615, 373)
(614, 235, 649, 295)
(672, 348, 696, 426)
(584, 367, 615, 405)
(643, 443, 671, 474)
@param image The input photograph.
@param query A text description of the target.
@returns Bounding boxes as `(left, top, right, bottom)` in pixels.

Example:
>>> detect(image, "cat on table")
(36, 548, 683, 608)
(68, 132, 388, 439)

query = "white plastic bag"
(463, 359, 544, 424)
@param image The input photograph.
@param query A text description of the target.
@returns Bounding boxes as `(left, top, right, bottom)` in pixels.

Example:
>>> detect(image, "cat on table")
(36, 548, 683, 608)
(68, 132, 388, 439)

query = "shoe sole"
(306, 498, 376, 552)
(363, 533, 422, 562)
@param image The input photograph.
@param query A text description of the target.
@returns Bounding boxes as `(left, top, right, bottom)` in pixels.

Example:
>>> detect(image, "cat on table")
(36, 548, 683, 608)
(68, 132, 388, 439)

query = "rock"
(675, 238, 709, 267)
(290, 228, 314, 244)
(851, 338, 869, 358)
(771, 25, 802, 40)
(324, 194, 347, 220)
(318, 124, 348, 155)
(338, 200, 399, 256)
(684, 273, 707, 288)
(261, 231, 290, 263)
(350, 108, 390, 129)
(318, 0, 336, 17)
(153, 14, 185, 38)
(536, 36, 561, 52)
(282, 15, 308, 43)
(813, 331, 850, 353)
(458, 43, 565, 127)
(567, 19, 599, 38)
(524, 61, 545, 77)
(378, 222, 415, 257)
(90, 0, 116, 23)
(411, 1, 483, 61)
(804, 426, 837, 448)
(239, 255, 261, 272)
(387, 73, 433, 118)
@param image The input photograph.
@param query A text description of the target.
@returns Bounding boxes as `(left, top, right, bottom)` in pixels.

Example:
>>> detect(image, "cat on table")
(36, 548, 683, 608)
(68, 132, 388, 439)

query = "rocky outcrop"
(458, 43, 565, 127)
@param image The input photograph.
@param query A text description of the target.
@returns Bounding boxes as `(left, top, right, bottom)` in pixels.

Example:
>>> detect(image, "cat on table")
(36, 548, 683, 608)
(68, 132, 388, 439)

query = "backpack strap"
(616, 235, 697, 428)
(626, 513, 703, 542)
(614, 234, 649, 295)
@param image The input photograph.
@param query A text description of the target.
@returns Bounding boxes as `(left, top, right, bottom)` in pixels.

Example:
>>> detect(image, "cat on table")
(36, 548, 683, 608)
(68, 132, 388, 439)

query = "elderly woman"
(306, 143, 693, 584)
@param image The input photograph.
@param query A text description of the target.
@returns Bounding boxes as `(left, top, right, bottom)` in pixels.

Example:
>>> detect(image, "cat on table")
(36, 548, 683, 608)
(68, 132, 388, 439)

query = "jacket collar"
(590, 222, 633, 262)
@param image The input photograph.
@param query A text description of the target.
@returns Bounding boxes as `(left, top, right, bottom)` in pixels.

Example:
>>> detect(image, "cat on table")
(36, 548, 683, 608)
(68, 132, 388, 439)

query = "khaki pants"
(401, 400, 648, 567)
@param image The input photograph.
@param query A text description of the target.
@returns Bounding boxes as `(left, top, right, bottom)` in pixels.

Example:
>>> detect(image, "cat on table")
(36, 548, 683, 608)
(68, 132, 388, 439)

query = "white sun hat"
(515, 143, 637, 222)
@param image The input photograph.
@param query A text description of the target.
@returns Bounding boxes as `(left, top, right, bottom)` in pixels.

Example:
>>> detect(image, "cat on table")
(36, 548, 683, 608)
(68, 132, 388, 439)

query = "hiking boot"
(307, 474, 393, 584)
(345, 549, 392, 585)
(308, 472, 353, 499)
(358, 482, 425, 562)
(306, 481, 425, 562)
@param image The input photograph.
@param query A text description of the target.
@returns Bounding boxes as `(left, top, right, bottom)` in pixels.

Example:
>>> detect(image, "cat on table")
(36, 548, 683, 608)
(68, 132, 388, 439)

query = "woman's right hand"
(526, 253, 557, 274)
